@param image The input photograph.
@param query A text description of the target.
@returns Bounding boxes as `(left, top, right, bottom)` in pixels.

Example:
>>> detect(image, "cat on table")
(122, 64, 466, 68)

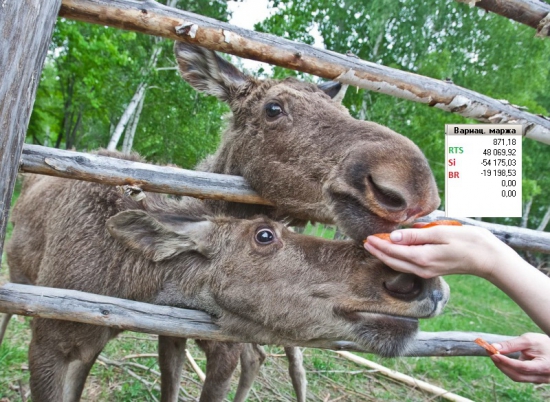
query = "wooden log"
(57, 0, 550, 145)
(0, 283, 516, 357)
(419, 210, 550, 254)
(457, 0, 550, 37)
(20, 144, 271, 206)
(18, 144, 550, 254)
(0, 0, 62, 259)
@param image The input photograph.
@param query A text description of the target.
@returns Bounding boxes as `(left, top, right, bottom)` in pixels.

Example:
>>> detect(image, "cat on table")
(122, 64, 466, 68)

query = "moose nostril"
(367, 176, 407, 211)
(431, 289, 443, 303)
(384, 274, 422, 301)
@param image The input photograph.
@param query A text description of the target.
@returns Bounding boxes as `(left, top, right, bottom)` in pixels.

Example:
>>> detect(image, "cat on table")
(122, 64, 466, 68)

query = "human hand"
(363, 225, 518, 280)
(491, 333, 550, 383)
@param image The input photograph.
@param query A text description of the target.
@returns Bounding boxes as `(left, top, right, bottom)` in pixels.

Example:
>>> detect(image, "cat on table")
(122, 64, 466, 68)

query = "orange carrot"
(371, 233, 391, 241)
(366, 220, 463, 243)
(422, 220, 462, 228)
(474, 338, 500, 355)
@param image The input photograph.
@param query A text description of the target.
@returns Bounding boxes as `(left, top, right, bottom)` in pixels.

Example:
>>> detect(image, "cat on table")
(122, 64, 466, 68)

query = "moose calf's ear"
(317, 81, 348, 103)
(174, 41, 247, 102)
(106, 210, 214, 262)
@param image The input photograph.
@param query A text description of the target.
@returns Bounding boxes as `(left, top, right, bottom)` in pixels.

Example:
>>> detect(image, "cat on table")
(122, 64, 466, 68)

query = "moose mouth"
(324, 190, 403, 241)
(340, 310, 420, 357)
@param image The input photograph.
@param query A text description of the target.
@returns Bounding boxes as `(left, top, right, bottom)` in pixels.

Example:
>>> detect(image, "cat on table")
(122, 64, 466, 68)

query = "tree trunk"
(0, 0, 62, 260)
(521, 197, 533, 228)
(106, 82, 146, 151)
(108, 34, 164, 152)
(66, 107, 83, 150)
(122, 89, 146, 154)
(537, 206, 550, 231)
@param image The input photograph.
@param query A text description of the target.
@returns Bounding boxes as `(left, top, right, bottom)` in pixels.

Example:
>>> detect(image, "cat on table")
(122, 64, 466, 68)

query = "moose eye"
(255, 228, 275, 245)
(265, 102, 284, 118)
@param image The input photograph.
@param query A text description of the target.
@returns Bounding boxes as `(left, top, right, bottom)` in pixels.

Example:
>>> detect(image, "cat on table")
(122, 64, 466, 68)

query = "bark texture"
(457, 0, 550, 37)
(20, 144, 270, 205)
(0, 0, 62, 259)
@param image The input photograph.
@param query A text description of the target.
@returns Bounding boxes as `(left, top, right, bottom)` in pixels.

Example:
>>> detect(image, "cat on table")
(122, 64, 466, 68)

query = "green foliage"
(28, 0, 229, 168)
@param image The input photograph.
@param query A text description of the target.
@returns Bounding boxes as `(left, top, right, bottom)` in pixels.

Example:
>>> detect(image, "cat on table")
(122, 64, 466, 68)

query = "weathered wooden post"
(0, 0, 62, 260)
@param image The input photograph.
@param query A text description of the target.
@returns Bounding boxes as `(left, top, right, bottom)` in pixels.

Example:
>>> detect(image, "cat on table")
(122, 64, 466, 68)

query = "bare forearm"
(488, 254, 550, 335)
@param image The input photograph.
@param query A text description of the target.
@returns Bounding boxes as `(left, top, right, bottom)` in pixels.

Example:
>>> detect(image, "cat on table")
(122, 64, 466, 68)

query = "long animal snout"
(324, 142, 440, 240)
(354, 155, 440, 224)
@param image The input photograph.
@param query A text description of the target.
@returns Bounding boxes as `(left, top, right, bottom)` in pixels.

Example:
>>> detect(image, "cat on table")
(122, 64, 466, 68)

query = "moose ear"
(317, 81, 348, 103)
(106, 210, 213, 262)
(174, 41, 248, 102)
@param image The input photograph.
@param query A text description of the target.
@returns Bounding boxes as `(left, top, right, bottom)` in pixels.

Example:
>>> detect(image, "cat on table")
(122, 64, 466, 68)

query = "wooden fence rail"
(58, 0, 550, 145)
(456, 0, 550, 38)
(0, 283, 516, 357)
(20, 144, 270, 205)
(19, 144, 550, 254)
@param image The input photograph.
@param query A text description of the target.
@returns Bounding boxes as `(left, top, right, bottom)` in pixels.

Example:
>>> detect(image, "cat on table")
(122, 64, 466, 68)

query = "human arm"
(363, 226, 550, 335)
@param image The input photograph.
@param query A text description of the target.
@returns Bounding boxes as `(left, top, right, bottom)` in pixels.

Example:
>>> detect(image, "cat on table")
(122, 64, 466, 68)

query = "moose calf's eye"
(255, 228, 275, 244)
(265, 102, 283, 118)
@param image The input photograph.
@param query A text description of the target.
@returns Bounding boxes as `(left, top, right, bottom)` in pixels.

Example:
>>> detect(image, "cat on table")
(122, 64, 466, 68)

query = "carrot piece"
(372, 233, 391, 241)
(365, 220, 462, 243)
(422, 220, 462, 228)
(474, 338, 500, 355)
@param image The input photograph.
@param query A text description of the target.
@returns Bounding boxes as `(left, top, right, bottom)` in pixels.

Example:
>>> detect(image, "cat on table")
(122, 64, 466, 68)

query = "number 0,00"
(502, 190, 517, 198)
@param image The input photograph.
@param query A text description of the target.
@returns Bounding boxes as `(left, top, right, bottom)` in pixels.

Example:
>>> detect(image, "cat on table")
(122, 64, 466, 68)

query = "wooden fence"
(1, 0, 548, 359)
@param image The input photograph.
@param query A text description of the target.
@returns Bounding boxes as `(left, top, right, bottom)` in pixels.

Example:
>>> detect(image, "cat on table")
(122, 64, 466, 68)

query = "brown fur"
(7, 171, 448, 401)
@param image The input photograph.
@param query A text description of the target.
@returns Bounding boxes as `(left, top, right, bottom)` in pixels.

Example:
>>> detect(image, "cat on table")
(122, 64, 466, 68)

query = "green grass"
(1, 212, 549, 400)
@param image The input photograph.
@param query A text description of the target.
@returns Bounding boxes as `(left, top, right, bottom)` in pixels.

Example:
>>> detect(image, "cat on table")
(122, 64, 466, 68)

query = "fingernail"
(390, 231, 403, 242)
(493, 343, 502, 350)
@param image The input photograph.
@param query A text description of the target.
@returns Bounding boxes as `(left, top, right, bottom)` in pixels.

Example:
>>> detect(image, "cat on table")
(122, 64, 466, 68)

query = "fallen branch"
(58, 0, 550, 144)
(122, 353, 159, 360)
(19, 144, 550, 254)
(0, 283, 517, 357)
(456, 0, 550, 38)
(336, 351, 474, 402)
(185, 349, 206, 382)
